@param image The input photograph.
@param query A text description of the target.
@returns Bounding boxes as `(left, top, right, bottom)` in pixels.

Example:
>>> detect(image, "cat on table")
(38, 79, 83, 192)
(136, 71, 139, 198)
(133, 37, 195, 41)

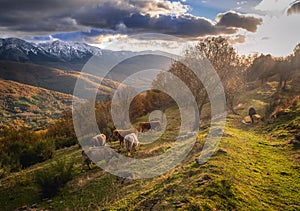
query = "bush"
(0, 126, 44, 171)
(54, 138, 78, 149)
(35, 159, 74, 198)
(35, 138, 55, 161)
(20, 139, 55, 168)
(20, 146, 38, 168)
(46, 110, 77, 142)
(0, 162, 9, 179)
(0, 151, 21, 172)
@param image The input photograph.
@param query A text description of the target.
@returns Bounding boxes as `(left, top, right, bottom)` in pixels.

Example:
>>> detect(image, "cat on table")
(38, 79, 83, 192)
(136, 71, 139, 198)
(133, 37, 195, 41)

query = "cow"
(110, 128, 137, 146)
(81, 133, 107, 170)
(124, 133, 139, 153)
(81, 150, 92, 170)
(242, 116, 252, 125)
(81, 147, 120, 170)
(139, 121, 161, 132)
(90, 134, 106, 146)
(248, 107, 257, 123)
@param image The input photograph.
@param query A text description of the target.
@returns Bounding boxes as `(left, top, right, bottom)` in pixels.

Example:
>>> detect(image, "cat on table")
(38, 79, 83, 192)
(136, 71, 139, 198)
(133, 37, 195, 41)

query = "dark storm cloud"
(0, 0, 259, 38)
(72, 2, 133, 29)
(287, 1, 300, 15)
(0, 0, 146, 33)
(216, 11, 262, 32)
(123, 13, 236, 37)
(0, 0, 94, 32)
(11, 18, 80, 32)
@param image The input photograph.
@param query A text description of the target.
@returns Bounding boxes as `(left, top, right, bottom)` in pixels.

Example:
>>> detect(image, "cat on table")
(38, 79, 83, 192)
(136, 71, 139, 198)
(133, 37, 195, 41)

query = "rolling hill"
(0, 60, 119, 129)
(0, 61, 118, 96)
(0, 79, 74, 129)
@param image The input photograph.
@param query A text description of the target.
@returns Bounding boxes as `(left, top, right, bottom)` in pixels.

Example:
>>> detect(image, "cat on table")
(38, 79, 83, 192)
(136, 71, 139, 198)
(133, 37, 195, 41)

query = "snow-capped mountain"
(0, 38, 166, 72)
(0, 38, 51, 62)
(0, 38, 102, 65)
(39, 40, 102, 61)
(0, 38, 44, 55)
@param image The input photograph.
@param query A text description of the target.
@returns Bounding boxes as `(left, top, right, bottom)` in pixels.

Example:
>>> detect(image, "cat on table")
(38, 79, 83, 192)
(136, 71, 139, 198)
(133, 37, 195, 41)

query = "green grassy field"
(0, 81, 299, 210)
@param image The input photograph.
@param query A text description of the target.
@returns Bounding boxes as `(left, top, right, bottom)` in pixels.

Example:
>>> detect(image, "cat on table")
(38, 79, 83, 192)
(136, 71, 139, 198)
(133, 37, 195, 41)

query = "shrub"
(46, 110, 77, 142)
(1, 150, 22, 172)
(0, 162, 9, 179)
(35, 138, 55, 161)
(20, 139, 55, 168)
(54, 138, 78, 149)
(0, 126, 58, 172)
(20, 146, 38, 168)
(35, 159, 74, 198)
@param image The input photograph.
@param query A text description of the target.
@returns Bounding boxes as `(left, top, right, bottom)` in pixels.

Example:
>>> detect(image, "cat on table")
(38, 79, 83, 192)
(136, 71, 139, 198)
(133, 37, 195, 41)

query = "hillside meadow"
(0, 79, 299, 210)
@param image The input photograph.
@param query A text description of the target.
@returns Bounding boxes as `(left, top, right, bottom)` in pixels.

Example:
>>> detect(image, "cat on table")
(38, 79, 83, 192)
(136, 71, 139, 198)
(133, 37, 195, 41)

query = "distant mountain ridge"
(0, 38, 103, 69)
(0, 37, 173, 72)
(39, 40, 102, 61)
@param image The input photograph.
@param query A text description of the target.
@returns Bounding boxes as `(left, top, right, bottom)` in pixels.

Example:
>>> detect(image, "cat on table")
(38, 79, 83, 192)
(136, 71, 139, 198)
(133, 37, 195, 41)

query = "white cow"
(90, 134, 106, 146)
(124, 133, 139, 152)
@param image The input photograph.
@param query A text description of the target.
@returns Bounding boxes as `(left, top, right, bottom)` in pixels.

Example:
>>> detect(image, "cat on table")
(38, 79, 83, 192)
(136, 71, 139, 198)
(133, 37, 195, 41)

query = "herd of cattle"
(81, 120, 161, 170)
(81, 104, 293, 169)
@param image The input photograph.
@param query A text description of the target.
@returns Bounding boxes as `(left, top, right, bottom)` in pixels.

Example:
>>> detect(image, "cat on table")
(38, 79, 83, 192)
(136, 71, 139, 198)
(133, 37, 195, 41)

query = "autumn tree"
(47, 110, 77, 146)
(95, 101, 112, 130)
(153, 36, 247, 116)
(196, 37, 248, 114)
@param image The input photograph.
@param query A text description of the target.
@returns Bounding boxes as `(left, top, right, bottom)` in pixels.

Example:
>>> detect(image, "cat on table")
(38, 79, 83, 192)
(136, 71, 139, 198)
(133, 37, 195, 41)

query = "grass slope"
(0, 106, 299, 210)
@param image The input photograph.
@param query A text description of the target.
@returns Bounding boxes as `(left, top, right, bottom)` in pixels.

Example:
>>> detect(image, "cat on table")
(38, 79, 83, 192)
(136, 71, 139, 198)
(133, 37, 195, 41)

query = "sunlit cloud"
(90, 33, 193, 55)
(216, 11, 263, 32)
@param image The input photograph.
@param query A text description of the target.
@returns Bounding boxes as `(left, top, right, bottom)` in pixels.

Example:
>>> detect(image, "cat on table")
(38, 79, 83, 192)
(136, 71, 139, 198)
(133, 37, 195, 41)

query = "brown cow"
(110, 128, 138, 146)
(139, 121, 161, 132)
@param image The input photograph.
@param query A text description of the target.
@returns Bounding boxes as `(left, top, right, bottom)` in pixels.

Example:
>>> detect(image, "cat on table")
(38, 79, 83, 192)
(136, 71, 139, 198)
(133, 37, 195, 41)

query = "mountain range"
(0, 38, 103, 70)
(0, 38, 145, 71)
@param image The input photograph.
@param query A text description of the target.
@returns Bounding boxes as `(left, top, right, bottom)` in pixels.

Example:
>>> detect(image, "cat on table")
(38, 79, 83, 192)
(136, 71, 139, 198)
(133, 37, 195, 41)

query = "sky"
(0, 0, 299, 56)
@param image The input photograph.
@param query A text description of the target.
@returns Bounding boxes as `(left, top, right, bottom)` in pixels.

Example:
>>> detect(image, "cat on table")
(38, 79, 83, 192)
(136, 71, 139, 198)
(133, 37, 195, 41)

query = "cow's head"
(110, 130, 123, 142)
